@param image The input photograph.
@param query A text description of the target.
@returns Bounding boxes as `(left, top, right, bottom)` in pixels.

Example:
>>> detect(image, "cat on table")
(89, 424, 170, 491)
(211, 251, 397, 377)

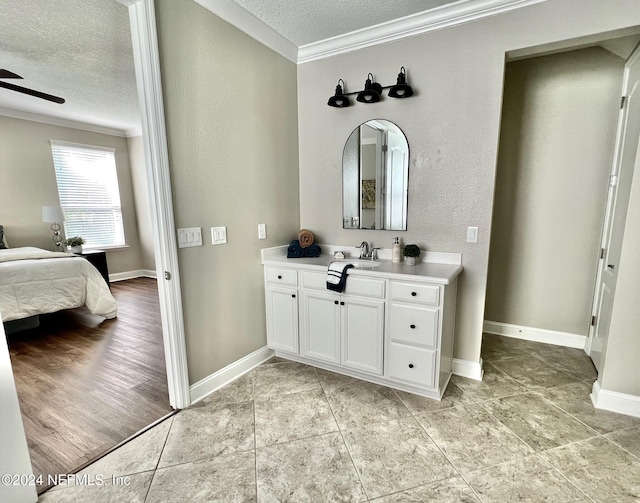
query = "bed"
(0, 246, 117, 323)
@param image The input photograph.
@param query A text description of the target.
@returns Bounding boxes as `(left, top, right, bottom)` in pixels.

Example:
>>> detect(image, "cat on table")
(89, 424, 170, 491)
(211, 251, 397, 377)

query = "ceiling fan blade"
(0, 81, 65, 104)
(0, 69, 23, 79)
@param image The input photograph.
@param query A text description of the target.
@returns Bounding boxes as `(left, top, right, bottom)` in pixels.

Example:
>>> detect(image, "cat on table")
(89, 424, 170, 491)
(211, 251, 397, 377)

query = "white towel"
(326, 261, 353, 292)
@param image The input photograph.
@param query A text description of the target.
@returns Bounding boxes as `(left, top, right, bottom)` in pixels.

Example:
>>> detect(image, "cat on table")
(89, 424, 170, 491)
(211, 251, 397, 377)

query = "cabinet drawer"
(266, 267, 298, 287)
(390, 282, 440, 306)
(387, 342, 436, 388)
(302, 270, 385, 299)
(388, 304, 439, 348)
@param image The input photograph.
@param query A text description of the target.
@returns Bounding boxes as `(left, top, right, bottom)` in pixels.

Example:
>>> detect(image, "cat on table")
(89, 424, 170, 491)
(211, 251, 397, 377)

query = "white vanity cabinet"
(300, 271, 385, 375)
(387, 278, 457, 397)
(262, 248, 461, 400)
(264, 267, 299, 353)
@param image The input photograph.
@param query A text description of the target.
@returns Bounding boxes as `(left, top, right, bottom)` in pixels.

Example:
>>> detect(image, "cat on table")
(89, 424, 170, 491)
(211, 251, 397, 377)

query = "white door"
(301, 291, 341, 363)
(587, 44, 640, 371)
(0, 320, 38, 503)
(341, 297, 385, 375)
(266, 286, 299, 353)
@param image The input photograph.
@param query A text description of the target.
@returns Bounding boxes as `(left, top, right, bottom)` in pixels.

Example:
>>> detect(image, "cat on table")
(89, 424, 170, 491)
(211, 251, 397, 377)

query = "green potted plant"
(64, 236, 85, 254)
(402, 244, 421, 265)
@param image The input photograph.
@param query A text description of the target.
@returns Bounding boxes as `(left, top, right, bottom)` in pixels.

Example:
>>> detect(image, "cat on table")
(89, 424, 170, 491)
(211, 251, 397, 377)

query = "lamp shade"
(327, 79, 351, 108)
(42, 205, 64, 223)
(388, 66, 413, 98)
(356, 73, 382, 103)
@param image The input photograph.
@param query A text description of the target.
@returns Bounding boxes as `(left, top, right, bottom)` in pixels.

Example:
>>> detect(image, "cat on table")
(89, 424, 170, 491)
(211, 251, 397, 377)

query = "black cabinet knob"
(411, 291, 417, 297)
(277, 275, 282, 279)
(334, 300, 339, 305)
(291, 294, 296, 298)
(408, 363, 414, 368)
(340, 301, 345, 306)
(410, 324, 416, 329)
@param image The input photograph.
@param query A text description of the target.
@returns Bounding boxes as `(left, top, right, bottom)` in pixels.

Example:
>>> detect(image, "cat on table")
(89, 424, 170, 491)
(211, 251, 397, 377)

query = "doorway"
(484, 42, 633, 374)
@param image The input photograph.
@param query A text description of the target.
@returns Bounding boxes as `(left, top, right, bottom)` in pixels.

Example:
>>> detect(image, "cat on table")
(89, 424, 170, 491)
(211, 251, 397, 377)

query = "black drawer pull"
(410, 324, 416, 329)
(340, 301, 345, 306)
(292, 294, 296, 298)
(408, 363, 414, 368)
(411, 291, 417, 297)
(277, 275, 282, 279)
(334, 300, 339, 305)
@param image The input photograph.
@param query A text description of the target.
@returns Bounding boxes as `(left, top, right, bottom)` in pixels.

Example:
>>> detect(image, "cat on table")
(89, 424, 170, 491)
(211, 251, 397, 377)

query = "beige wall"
(0, 115, 145, 274)
(155, 0, 300, 384)
(485, 48, 624, 336)
(297, 0, 640, 365)
(127, 135, 155, 271)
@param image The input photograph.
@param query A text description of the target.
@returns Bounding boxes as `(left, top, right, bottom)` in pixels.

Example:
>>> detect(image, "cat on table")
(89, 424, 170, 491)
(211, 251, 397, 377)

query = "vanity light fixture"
(327, 67, 414, 107)
(327, 79, 351, 108)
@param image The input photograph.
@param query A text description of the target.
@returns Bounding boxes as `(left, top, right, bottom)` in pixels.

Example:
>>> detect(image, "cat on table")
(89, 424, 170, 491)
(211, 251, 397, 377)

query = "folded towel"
(326, 261, 354, 292)
(298, 229, 315, 248)
(287, 240, 304, 258)
(304, 243, 321, 258)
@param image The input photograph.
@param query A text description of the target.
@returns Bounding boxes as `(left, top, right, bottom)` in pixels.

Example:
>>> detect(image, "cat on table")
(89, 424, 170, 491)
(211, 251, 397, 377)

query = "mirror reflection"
(343, 120, 409, 230)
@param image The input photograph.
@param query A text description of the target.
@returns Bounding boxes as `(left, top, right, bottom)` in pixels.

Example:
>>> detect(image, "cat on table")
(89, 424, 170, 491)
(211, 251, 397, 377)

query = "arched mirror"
(342, 120, 409, 230)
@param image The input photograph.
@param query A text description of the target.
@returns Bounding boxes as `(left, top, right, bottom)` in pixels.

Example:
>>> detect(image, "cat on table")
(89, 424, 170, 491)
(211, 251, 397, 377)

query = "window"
(50, 140, 125, 249)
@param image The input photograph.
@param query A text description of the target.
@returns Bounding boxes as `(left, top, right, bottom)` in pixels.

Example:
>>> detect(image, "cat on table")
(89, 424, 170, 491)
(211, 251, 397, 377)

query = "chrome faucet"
(357, 241, 370, 259)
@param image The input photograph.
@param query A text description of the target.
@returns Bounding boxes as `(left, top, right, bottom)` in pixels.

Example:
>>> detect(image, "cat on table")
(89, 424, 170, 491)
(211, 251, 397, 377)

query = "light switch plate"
(211, 226, 227, 245)
(177, 227, 203, 248)
(466, 226, 478, 243)
(258, 223, 266, 240)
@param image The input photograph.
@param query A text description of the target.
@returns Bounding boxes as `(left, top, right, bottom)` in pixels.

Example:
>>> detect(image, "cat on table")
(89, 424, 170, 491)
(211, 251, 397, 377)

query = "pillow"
(0, 225, 7, 249)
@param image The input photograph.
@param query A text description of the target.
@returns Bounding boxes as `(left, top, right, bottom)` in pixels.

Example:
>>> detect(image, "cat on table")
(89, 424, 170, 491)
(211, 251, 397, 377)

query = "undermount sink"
(339, 259, 381, 268)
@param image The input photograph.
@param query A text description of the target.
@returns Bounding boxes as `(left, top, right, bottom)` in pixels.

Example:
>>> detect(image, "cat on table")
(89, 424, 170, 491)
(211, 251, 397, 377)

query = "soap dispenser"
(392, 237, 402, 263)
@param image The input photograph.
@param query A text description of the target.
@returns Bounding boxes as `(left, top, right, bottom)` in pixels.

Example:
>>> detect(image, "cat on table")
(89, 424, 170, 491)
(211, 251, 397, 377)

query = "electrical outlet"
(211, 226, 227, 245)
(467, 226, 478, 243)
(258, 223, 266, 240)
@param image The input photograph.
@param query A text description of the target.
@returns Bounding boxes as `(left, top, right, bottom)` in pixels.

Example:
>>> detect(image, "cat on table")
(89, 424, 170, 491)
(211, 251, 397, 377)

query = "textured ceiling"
(0, 0, 139, 134)
(232, 0, 460, 46)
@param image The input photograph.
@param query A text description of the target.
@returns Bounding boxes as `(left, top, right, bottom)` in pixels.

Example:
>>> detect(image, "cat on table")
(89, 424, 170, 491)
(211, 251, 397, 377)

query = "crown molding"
(0, 107, 134, 137)
(193, 0, 298, 63)
(298, 0, 549, 63)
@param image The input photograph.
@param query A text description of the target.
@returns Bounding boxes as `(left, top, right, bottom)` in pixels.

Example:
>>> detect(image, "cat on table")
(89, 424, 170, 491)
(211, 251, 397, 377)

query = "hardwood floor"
(6, 277, 173, 493)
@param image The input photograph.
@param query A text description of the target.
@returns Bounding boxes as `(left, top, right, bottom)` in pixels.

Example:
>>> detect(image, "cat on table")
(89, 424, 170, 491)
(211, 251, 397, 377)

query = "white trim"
(591, 381, 640, 418)
(484, 320, 587, 350)
(452, 357, 484, 381)
(190, 346, 274, 404)
(109, 269, 157, 282)
(0, 106, 129, 137)
(298, 0, 549, 63)
(192, 0, 298, 63)
(127, 0, 190, 410)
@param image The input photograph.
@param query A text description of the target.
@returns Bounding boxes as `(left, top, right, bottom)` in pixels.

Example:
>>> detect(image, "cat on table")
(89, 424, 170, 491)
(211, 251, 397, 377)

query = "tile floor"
(38, 334, 640, 502)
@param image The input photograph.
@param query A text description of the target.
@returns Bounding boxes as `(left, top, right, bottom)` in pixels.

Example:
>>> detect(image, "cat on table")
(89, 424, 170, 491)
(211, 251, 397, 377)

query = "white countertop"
(261, 245, 463, 285)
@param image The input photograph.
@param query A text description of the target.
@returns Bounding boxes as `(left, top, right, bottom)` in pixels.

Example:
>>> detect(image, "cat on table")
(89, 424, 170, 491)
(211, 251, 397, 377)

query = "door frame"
(119, 0, 190, 409)
(586, 43, 640, 360)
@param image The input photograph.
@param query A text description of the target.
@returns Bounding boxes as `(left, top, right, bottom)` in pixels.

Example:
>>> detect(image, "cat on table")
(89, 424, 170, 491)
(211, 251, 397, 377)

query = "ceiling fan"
(0, 69, 65, 104)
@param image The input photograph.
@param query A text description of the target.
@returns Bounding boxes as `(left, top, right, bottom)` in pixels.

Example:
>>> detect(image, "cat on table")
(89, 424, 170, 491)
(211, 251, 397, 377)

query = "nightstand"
(76, 250, 110, 286)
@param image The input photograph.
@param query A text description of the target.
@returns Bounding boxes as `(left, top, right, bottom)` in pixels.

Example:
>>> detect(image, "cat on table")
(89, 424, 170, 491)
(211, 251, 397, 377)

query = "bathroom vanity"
(262, 246, 462, 400)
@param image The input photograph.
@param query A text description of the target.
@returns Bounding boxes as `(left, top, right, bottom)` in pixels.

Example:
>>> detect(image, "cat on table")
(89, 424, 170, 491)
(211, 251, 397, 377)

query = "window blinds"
(50, 141, 125, 248)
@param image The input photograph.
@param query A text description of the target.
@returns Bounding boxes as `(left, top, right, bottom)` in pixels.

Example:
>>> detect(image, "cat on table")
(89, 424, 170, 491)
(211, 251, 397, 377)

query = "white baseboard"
(591, 381, 640, 418)
(189, 346, 274, 405)
(484, 320, 586, 350)
(452, 358, 484, 381)
(109, 269, 157, 282)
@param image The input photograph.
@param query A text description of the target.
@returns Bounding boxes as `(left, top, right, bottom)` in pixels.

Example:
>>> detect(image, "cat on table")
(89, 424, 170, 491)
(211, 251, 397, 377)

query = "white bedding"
(0, 247, 117, 322)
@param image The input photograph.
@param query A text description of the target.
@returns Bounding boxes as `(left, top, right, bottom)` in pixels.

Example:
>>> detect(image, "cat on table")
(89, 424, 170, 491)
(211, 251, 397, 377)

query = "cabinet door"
(301, 291, 340, 364)
(266, 286, 299, 353)
(341, 297, 384, 375)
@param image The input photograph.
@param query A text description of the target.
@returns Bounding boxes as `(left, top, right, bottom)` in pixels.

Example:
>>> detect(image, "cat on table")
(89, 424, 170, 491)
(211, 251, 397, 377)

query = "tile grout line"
(314, 367, 372, 502)
(143, 414, 175, 503)
(535, 452, 597, 503)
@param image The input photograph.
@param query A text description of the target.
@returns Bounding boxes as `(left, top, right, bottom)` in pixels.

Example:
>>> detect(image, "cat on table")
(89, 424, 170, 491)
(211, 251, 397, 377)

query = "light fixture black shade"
(327, 79, 351, 107)
(388, 66, 413, 98)
(356, 73, 382, 103)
